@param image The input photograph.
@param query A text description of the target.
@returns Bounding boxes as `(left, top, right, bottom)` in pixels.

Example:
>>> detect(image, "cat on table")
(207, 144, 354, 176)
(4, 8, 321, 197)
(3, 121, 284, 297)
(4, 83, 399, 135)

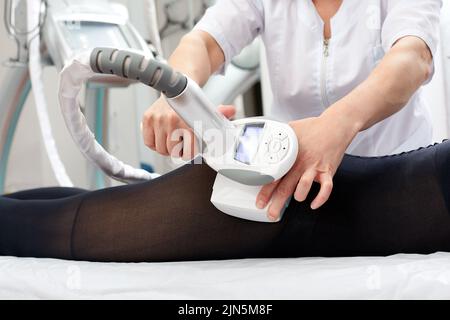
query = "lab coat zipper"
(321, 39, 330, 109)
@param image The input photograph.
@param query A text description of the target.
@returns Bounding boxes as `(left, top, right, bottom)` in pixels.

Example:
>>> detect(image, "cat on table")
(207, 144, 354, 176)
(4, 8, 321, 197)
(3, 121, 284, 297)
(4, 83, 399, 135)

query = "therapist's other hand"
(142, 98, 236, 159)
(256, 113, 359, 221)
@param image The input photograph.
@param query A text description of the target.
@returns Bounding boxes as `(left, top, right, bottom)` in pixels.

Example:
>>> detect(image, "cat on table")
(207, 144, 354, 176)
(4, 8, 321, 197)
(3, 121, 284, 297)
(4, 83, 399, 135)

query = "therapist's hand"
(256, 36, 433, 221)
(256, 111, 360, 221)
(142, 98, 236, 159)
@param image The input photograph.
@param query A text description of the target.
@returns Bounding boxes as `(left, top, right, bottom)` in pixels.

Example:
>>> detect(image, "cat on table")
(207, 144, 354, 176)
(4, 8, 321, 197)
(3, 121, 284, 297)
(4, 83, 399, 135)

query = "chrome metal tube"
(0, 66, 30, 193)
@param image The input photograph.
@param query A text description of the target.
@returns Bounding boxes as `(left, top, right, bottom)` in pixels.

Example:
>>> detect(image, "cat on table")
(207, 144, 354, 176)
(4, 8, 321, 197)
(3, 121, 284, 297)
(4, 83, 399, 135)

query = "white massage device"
(59, 48, 298, 222)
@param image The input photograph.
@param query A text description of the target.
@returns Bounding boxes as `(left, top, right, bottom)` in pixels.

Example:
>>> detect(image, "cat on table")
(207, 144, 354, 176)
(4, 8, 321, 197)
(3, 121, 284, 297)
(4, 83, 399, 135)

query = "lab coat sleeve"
(382, 0, 443, 83)
(193, 0, 264, 74)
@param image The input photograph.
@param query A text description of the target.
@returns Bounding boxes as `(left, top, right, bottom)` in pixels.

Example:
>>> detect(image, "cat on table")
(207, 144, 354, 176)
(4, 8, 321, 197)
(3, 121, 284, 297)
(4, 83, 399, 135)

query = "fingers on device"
(207, 119, 298, 222)
(62, 47, 298, 222)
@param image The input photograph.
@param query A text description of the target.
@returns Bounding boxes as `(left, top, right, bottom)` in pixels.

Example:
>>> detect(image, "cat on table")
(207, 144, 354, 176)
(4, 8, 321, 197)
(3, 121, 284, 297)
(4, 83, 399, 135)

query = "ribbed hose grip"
(90, 47, 187, 98)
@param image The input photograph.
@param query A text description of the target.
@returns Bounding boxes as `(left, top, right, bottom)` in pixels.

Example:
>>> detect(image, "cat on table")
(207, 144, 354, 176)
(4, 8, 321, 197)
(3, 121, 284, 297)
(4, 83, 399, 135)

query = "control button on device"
(269, 139, 282, 153)
(278, 140, 289, 160)
(265, 152, 279, 164)
(276, 131, 288, 141)
(263, 135, 273, 152)
(270, 153, 280, 164)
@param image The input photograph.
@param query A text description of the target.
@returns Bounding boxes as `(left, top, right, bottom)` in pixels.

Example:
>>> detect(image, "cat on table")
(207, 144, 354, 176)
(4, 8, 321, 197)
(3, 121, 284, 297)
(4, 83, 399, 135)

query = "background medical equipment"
(42, 0, 152, 72)
(59, 47, 298, 222)
(0, 0, 155, 191)
(43, 0, 155, 188)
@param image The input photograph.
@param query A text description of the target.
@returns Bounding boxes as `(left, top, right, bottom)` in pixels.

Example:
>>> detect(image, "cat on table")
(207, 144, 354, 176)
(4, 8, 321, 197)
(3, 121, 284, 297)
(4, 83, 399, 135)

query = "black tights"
(2, 141, 450, 262)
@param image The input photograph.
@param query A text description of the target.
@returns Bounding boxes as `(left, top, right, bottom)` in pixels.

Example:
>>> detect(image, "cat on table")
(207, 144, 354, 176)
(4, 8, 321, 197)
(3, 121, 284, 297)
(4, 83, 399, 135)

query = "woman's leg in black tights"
(292, 141, 450, 257)
(0, 164, 288, 262)
(3, 187, 87, 200)
(2, 141, 450, 262)
(0, 190, 85, 259)
(72, 164, 288, 262)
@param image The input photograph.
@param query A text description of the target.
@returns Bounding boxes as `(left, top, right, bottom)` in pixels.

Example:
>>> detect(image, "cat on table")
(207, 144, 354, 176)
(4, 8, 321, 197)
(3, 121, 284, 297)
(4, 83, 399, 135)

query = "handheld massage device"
(59, 48, 298, 222)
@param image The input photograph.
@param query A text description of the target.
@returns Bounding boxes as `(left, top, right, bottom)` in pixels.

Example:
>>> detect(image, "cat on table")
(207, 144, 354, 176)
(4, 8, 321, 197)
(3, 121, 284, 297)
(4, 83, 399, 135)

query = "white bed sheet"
(1, 253, 450, 299)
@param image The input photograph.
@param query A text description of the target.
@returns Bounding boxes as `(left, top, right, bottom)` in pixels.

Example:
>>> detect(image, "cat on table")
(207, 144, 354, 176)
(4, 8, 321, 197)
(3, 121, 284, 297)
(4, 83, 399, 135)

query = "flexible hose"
(59, 52, 159, 184)
(27, 0, 73, 187)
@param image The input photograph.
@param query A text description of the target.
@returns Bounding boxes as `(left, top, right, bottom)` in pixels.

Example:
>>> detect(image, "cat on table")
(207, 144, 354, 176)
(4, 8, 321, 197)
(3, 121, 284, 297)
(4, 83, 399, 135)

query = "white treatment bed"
(1, 253, 450, 299)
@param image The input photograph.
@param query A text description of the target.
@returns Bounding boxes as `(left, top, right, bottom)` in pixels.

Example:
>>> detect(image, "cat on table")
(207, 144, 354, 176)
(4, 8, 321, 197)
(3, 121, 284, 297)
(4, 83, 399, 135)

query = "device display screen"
(234, 123, 265, 164)
(60, 21, 130, 50)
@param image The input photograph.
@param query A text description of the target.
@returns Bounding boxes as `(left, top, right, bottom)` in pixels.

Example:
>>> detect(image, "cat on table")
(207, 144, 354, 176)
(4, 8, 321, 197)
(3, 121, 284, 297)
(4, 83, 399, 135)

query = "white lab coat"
(194, 0, 442, 156)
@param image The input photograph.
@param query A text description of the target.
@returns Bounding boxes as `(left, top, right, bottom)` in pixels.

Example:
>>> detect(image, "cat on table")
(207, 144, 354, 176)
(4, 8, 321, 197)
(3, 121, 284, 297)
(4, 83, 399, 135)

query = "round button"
(263, 135, 273, 152)
(265, 152, 279, 164)
(278, 140, 289, 160)
(269, 140, 282, 153)
(276, 131, 288, 141)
